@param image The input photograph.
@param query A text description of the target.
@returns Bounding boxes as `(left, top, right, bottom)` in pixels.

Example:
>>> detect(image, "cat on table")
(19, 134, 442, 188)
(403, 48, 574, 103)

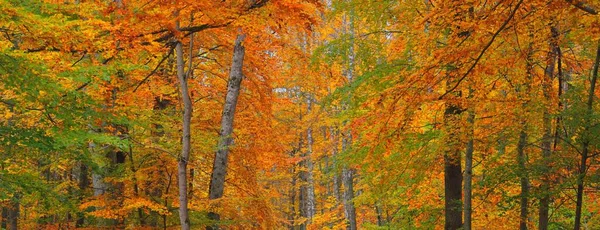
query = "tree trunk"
(175, 40, 192, 230)
(517, 127, 529, 230)
(7, 195, 19, 230)
(574, 40, 600, 230)
(517, 41, 535, 230)
(2, 207, 7, 229)
(539, 26, 559, 230)
(207, 34, 246, 229)
(289, 150, 297, 229)
(463, 98, 474, 230)
(444, 101, 463, 230)
(128, 145, 145, 226)
(331, 127, 341, 202)
(342, 167, 357, 230)
(341, 6, 358, 229)
(76, 162, 89, 227)
(342, 130, 357, 230)
(301, 99, 316, 227)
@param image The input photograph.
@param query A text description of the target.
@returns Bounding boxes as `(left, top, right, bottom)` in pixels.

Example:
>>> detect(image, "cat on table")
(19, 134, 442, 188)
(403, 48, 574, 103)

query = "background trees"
(1, 0, 600, 229)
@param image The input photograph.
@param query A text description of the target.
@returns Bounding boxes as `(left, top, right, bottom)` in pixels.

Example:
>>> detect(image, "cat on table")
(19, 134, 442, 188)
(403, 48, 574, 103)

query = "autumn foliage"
(1, 0, 600, 229)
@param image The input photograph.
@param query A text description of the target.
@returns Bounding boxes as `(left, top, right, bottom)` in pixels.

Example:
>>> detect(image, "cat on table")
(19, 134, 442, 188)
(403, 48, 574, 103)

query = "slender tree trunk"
(342, 131, 357, 230)
(299, 132, 307, 230)
(187, 15, 196, 207)
(290, 150, 297, 229)
(76, 162, 89, 227)
(207, 34, 246, 229)
(341, 6, 358, 230)
(306, 125, 316, 220)
(331, 127, 341, 202)
(516, 127, 529, 230)
(128, 145, 145, 226)
(517, 42, 535, 230)
(302, 99, 316, 226)
(463, 94, 474, 230)
(175, 40, 192, 230)
(375, 205, 383, 226)
(342, 167, 357, 230)
(539, 26, 559, 230)
(574, 40, 600, 230)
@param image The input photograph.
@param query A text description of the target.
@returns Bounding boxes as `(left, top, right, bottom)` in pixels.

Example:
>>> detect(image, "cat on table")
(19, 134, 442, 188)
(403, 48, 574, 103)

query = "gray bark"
(90, 142, 107, 197)
(342, 6, 357, 230)
(176, 40, 192, 230)
(342, 167, 357, 230)
(207, 34, 246, 229)
(574, 40, 600, 230)
(331, 127, 341, 201)
(304, 99, 316, 223)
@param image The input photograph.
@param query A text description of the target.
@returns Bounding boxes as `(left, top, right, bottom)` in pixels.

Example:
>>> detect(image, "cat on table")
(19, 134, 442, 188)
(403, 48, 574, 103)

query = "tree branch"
(133, 47, 176, 92)
(439, 0, 524, 100)
(565, 0, 598, 15)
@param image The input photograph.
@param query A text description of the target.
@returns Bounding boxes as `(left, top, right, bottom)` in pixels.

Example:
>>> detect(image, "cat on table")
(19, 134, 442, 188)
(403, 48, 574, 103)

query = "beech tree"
(3, 0, 600, 229)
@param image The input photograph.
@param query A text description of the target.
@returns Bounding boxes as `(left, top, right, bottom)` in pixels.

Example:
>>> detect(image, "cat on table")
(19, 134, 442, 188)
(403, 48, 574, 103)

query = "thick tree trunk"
(7, 195, 19, 230)
(444, 102, 463, 230)
(574, 40, 600, 230)
(175, 40, 192, 230)
(207, 34, 246, 229)
(2, 207, 6, 229)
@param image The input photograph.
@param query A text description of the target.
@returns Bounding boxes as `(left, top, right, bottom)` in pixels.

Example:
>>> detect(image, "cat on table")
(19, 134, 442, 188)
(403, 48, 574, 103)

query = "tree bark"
(7, 194, 19, 230)
(128, 145, 145, 226)
(574, 40, 600, 230)
(342, 167, 357, 230)
(539, 26, 560, 230)
(342, 6, 358, 230)
(331, 127, 341, 202)
(301, 99, 316, 227)
(463, 94, 474, 230)
(444, 101, 463, 230)
(518, 126, 529, 230)
(207, 34, 246, 229)
(76, 162, 89, 227)
(175, 40, 192, 230)
(517, 41, 535, 230)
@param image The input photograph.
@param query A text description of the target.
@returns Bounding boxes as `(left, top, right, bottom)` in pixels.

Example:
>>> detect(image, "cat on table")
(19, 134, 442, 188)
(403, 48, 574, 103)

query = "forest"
(1, 0, 600, 229)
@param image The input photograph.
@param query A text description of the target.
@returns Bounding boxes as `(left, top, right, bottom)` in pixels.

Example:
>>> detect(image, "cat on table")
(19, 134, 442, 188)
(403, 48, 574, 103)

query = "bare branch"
(133, 46, 176, 92)
(565, 0, 598, 14)
(439, 0, 524, 99)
